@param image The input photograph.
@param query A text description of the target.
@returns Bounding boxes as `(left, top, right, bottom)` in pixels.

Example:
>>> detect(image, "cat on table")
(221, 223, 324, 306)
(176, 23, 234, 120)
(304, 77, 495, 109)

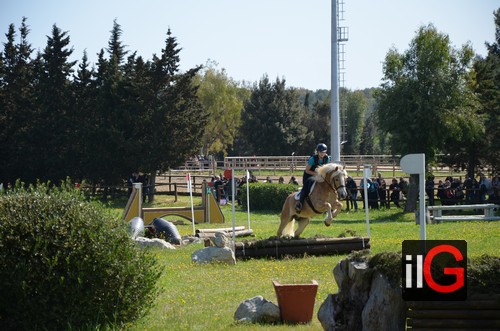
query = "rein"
(305, 169, 345, 215)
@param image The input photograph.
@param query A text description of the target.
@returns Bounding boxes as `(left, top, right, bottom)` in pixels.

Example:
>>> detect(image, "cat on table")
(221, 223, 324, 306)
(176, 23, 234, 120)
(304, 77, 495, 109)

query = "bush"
(240, 183, 296, 211)
(468, 254, 500, 294)
(0, 180, 162, 330)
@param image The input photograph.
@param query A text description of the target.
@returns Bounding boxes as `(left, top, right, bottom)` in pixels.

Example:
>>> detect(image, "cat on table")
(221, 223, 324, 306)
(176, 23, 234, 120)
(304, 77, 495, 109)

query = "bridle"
(322, 169, 345, 193)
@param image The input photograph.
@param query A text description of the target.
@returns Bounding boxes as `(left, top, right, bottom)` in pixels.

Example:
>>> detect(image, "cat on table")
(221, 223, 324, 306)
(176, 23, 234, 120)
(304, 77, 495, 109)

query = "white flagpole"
(246, 170, 251, 230)
(231, 170, 236, 249)
(363, 165, 372, 238)
(187, 173, 195, 235)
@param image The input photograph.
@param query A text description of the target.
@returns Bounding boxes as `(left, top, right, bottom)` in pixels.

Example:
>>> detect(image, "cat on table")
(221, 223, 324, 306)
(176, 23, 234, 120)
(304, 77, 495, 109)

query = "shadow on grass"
(307, 210, 412, 225)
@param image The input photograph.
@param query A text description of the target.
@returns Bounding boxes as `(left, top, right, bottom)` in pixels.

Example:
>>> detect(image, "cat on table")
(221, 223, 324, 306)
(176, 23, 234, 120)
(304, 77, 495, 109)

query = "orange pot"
(273, 280, 318, 324)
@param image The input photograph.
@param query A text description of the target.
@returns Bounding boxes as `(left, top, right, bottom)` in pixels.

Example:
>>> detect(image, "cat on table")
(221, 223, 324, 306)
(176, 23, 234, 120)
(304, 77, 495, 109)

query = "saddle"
(294, 182, 316, 200)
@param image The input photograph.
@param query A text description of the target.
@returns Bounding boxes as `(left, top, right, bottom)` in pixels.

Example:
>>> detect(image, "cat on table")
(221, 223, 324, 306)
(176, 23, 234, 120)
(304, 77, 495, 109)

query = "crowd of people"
(343, 173, 499, 210)
(345, 175, 409, 211)
(434, 173, 499, 206)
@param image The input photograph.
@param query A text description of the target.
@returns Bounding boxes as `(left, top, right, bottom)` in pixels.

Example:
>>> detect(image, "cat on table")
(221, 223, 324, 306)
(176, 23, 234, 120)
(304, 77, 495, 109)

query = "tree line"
(1, 12, 498, 190)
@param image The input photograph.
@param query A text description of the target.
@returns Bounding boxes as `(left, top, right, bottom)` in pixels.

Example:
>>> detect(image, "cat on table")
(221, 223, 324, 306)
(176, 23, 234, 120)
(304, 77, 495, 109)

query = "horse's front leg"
(323, 202, 333, 226)
(330, 199, 343, 218)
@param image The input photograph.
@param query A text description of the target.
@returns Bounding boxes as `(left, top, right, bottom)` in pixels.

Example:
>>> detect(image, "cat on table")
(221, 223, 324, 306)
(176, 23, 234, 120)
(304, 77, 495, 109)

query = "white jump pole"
(246, 170, 251, 230)
(363, 164, 372, 238)
(231, 169, 236, 250)
(187, 174, 195, 235)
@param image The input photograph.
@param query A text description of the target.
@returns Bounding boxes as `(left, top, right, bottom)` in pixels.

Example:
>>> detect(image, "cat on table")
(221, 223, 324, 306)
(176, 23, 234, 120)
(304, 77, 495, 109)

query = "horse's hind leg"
(277, 213, 295, 237)
(294, 218, 310, 238)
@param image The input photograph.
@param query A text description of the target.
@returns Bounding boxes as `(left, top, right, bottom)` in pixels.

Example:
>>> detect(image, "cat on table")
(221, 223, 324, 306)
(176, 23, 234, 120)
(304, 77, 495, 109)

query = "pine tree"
(240, 76, 309, 155)
(0, 18, 36, 183)
(31, 24, 76, 182)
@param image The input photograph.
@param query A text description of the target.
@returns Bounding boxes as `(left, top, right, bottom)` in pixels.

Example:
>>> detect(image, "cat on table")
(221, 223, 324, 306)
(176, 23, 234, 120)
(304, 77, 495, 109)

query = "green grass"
(114, 195, 499, 331)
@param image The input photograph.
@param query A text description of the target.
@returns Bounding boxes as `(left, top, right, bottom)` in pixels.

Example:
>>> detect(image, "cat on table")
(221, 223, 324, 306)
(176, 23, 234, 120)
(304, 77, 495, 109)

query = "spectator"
(368, 178, 379, 209)
(377, 174, 388, 208)
(213, 176, 224, 202)
(346, 176, 358, 211)
(127, 172, 140, 197)
(463, 176, 474, 203)
(425, 175, 435, 206)
(437, 180, 446, 204)
(491, 176, 500, 203)
(441, 180, 455, 205)
(266, 176, 273, 183)
(451, 178, 464, 203)
(289, 176, 299, 185)
(138, 172, 149, 203)
(389, 178, 400, 208)
(478, 173, 493, 203)
(399, 177, 409, 199)
(471, 178, 480, 203)
(248, 171, 258, 183)
(278, 176, 284, 184)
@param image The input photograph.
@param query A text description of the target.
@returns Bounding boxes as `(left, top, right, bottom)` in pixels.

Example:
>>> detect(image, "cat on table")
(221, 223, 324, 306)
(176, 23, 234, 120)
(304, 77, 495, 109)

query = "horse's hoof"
(324, 220, 332, 227)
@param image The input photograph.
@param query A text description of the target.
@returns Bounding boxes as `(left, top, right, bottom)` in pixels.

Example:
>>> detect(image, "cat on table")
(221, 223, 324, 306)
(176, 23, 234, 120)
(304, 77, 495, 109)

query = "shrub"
(240, 183, 296, 211)
(0, 180, 162, 330)
(468, 254, 500, 294)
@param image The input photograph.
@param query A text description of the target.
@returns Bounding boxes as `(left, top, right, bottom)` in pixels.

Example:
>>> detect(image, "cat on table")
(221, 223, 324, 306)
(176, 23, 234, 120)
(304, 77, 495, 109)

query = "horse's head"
(319, 163, 348, 199)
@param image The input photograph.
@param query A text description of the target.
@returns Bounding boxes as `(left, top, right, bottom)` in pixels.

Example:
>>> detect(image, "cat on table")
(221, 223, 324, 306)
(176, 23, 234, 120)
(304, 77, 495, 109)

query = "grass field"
(113, 195, 500, 331)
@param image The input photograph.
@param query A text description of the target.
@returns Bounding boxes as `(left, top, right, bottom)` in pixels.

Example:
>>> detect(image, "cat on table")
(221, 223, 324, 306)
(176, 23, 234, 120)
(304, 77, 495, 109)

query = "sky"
(1, 0, 498, 91)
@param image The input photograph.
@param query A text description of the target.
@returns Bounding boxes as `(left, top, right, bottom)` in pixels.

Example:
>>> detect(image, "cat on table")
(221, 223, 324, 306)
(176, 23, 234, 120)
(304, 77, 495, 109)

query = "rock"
(181, 235, 203, 245)
(362, 272, 405, 331)
(317, 293, 337, 331)
(320, 257, 405, 331)
(234, 296, 280, 324)
(135, 237, 176, 249)
(212, 232, 230, 248)
(334, 260, 371, 331)
(191, 246, 236, 265)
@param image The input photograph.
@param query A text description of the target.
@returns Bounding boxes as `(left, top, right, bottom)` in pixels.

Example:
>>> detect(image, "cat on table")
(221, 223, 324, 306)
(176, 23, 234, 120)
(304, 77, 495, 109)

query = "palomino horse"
(277, 163, 348, 238)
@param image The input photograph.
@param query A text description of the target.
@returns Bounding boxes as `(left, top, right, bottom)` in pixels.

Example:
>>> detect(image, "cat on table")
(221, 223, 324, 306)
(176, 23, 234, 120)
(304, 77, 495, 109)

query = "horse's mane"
(313, 163, 346, 182)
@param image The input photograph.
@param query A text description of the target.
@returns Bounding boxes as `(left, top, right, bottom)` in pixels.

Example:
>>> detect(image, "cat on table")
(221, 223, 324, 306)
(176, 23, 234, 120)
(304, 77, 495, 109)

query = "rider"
(295, 143, 331, 212)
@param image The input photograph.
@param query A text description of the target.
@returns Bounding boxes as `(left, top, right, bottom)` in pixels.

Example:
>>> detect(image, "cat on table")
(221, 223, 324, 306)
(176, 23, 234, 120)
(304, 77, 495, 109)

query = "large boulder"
(318, 254, 405, 331)
(135, 237, 176, 249)
(234, 296, 280, 324)
(191, 246, 236, 265)
(362, 272, 405, 331)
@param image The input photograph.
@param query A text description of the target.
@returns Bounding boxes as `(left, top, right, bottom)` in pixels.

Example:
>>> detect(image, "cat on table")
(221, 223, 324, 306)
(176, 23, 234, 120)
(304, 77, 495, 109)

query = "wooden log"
(407, 297, 500, 310)
(407, 309, 500, 319)
(406, 317, 500, 329)
(405, 328, 500, 331)
(234, 236, 369, 249)
(195, 229, 253, 238)
(234, 237, 369, 259)
(232, 229, 254, 237)
(196, 226, 245, 233)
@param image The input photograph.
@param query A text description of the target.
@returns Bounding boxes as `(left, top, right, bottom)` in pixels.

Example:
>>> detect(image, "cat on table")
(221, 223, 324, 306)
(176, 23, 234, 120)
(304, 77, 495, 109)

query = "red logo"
(403, 240, 467, 301)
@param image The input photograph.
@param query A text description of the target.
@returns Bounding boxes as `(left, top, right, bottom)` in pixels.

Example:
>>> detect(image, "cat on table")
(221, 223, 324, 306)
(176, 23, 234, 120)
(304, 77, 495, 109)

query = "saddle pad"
(293, 182, 316, 200)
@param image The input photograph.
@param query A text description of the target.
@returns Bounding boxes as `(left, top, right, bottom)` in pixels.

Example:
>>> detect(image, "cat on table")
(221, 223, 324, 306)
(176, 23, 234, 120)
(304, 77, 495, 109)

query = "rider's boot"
(295, 201, 302, 213)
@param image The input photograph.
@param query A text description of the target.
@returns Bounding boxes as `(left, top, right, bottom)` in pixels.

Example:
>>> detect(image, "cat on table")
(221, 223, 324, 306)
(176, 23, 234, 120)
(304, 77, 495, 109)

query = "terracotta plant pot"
(273, 280, 319, 324)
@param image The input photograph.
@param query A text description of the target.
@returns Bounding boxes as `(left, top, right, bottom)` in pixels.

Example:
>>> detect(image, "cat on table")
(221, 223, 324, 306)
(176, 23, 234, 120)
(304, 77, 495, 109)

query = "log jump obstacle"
(123, 182, 225, 224)
(234, 236, 370, 259)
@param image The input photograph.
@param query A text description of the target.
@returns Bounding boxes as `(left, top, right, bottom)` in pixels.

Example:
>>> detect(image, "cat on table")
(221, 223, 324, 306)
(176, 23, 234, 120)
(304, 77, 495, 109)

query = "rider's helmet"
(316, 143, 328, 153)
